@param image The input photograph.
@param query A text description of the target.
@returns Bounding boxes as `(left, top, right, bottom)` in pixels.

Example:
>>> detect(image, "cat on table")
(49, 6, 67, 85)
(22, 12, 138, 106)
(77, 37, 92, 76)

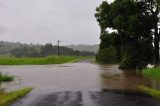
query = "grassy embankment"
(138, 86, 160, 100)
(0, 74, 32, 106)
(137, 67, 160, 100)
(0, 87, 33, 106)
(0, 56, 91, 65)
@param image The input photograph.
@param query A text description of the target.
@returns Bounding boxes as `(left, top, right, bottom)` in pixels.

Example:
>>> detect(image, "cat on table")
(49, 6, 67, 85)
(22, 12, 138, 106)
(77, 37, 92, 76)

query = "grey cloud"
(0, 0, 113, 45)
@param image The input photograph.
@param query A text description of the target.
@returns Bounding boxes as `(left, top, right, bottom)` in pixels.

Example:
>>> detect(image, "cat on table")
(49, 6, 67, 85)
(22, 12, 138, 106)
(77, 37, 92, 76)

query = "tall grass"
(143, 67, 160, 79)
(0, 56, 88, 65)
(0, 74, 14, 82)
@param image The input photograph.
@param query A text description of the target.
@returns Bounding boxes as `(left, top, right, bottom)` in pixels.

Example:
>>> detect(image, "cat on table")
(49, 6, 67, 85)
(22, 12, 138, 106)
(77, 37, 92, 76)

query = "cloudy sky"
(0, 0, 113, 45)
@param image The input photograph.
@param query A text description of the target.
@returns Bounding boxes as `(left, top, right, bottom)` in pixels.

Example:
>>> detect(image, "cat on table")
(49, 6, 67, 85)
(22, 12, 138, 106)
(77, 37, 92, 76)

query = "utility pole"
(57, 40, 61, 56)
(57, 40, 60, 56)
(56, 40, 63, 56)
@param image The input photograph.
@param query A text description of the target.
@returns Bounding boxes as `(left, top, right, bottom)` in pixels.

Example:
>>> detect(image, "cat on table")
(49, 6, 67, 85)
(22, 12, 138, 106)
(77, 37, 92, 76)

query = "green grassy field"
(0, 87, 33, 106)
(0, 56, 90, 65)
(143, 67, 160, 79)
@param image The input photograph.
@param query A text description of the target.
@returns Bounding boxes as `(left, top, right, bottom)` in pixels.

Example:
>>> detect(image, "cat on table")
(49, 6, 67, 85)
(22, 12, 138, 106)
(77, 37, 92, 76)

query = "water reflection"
(150, 79, 160, 89)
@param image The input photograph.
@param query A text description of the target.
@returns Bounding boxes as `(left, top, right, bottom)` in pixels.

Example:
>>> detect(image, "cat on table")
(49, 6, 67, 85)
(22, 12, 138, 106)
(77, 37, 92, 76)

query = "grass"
(103, 86, 160, 100)
(138, 86, 160, 100)
(0, 74, 14, 82)
(143, 67, 160, 79)
(0, 56, 90, 65)
(0, 87, 33, 106)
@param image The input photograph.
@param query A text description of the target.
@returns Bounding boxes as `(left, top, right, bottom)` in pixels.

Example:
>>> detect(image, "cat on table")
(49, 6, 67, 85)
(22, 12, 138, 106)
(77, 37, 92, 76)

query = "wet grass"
(0, 74, 14, 82)
(143, 67, 160, 79)
(0, 87, 33, 106)
(138, 86, 160, 100)
(0, 56, 90, 65)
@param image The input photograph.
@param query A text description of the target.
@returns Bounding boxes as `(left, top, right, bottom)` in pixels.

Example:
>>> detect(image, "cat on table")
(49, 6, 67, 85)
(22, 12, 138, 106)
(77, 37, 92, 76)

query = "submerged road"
(14, 91, 160, 106)
(1, 61, 160, 106)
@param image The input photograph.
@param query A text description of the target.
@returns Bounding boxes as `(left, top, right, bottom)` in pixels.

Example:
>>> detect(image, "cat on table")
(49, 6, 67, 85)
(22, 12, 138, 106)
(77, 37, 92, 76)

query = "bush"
(96, 46, 117, 64)
(119, 54, 132, 69)
(0, 73, 14, 82)
(119, 51, 151, 70)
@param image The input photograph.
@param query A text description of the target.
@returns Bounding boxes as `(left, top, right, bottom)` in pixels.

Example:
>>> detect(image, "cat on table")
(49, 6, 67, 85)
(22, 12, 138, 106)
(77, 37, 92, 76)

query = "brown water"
(1, 62, 160, 106)
(0, 62, 159, 92)
(100, 65, 153, 90)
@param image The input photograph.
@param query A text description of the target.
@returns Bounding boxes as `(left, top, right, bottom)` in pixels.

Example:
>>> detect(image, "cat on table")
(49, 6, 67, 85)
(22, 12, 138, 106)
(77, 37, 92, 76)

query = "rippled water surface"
(1, 62, 160, 106)
(1, 63, 158, 91)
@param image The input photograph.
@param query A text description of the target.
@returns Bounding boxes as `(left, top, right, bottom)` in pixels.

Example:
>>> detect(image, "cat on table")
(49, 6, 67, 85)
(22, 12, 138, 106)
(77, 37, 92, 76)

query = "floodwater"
(1, 62, 160, 106)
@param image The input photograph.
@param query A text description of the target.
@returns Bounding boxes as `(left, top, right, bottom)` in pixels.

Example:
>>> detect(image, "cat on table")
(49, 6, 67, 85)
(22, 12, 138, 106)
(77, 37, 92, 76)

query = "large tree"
(95, 0, 154, 69)
(141, 0, 160, 64)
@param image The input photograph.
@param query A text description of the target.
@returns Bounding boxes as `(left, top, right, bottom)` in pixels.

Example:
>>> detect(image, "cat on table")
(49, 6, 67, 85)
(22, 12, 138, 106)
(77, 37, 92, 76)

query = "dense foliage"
(95, 0, 159, 69)
(96, 46, 117, 63)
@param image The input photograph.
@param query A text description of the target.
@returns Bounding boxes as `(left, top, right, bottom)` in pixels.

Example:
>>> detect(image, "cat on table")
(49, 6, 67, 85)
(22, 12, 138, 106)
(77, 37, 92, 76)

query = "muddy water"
(0, 63, 160, 106)
(0, 63, 160, 92)
(100, 65, 154, 90)
(0, 63, 102, 92)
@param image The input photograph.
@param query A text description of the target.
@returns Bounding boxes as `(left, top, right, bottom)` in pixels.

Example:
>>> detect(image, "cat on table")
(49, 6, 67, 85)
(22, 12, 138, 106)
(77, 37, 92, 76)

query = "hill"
(0, 41, 95, 57)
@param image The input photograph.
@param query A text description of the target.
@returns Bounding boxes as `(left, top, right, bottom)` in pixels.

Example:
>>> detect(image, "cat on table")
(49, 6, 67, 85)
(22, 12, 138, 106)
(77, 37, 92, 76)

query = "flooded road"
(1, 62, 160, 106)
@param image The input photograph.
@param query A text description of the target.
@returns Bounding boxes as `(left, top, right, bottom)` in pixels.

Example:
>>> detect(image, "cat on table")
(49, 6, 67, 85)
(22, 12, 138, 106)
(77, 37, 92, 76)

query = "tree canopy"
(95, 0, 158, 69)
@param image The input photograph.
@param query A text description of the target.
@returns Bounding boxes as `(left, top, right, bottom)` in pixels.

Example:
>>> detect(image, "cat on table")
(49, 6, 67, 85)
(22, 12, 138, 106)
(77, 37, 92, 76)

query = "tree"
(95, 0, 154, 69)
(40, 43, 55, 56)
(99, 31, 123, 62)
(140, 0, 160, 65)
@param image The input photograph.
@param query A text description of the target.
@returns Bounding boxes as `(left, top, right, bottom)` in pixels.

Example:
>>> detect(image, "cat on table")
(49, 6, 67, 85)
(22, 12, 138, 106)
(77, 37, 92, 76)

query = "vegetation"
(0, 73, 14, 82)
(67, 44, 99, 53)
(138, 86, 160, 100)
(0, 87, 33, 106)
(0, 41, 95, 57)
(96, 46, 117, 64)
(104, 86, 160, 101)
(143, 67, 160, 79)
(95, 0, 159, 69)
(0, 56, 90, 65)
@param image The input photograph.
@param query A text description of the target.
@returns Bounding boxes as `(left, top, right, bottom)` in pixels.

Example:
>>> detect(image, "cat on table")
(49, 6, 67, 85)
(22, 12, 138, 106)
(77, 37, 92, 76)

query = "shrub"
(0, 73, 14, 82)
(96, 46, 117, 64)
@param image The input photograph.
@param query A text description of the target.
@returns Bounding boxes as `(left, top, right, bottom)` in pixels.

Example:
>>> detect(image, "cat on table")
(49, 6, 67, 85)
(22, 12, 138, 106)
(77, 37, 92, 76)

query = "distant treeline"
(0, 41, 95, 57)
(67, 44, 99, 53)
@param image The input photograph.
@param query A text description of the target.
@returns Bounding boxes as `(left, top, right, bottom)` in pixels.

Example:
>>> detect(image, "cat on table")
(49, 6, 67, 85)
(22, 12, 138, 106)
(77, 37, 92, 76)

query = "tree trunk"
(154, 35, 159, 65)
(154, 14, 160, 65)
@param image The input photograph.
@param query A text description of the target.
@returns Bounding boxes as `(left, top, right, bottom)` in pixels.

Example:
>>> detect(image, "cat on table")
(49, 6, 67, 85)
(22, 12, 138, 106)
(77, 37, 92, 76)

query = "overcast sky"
(0, 0, 113, 45)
